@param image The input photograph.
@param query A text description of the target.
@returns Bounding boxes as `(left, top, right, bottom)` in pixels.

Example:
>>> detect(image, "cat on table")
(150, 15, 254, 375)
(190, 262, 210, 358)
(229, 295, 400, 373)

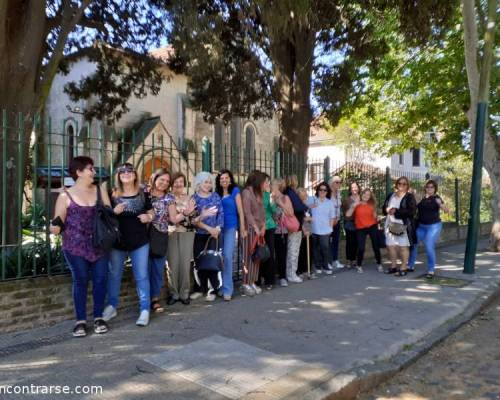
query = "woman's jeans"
(63, 251, 108, 322)
(149, 255, 167, 299)
(409, 222, 442, 273)
(222, 227, 236, 296)
(108, 243, 150, 312)
(313, 233, 332, 270)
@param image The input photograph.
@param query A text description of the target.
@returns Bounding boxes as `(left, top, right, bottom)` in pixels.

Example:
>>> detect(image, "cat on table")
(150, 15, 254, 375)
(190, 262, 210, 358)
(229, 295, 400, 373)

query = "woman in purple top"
(50, 156, 112, 338)
(191, 171, 224, 302)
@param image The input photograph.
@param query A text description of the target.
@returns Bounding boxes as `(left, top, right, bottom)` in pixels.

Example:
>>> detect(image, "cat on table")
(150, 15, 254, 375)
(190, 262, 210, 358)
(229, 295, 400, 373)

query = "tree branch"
(36, 0, 93, 110)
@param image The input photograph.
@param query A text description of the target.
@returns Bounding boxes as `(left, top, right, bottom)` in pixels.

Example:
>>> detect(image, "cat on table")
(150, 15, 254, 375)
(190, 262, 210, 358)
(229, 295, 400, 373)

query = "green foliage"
(2, 233, 65, 280)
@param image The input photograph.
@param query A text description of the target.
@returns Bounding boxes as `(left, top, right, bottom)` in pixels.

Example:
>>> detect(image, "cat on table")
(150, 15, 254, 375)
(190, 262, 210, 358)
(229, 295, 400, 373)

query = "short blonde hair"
(271, 178, 286, 193)
(296, 187, 307, 197)
(193, 171, 214, 193)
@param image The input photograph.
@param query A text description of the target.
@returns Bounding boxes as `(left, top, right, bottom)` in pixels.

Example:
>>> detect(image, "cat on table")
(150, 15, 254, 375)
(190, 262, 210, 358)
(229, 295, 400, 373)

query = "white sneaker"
(251, 284, 262, 295)
(279, 278, 288, 287)
(288, 275, 303, 283)
(205, 293, 216, 302)
(102, 305, 117, 322)
(190, 292, 203, 300)
(324, 268, 333, 275)
(377, 264, 384, 273)
(334, 261, 345, 269)
(241, 284, 256, 296)
(136, 310, 150, 327)
(315, 268, 323, 275)
(357, 266, 364, 274)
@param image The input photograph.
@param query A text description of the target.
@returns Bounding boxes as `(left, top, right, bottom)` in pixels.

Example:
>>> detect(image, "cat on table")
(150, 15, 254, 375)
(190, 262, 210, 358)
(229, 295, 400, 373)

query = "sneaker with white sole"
(324, 268, 333, 275)
(251, 284, 262, 295)
(288, 275, 303, 283)
(279, 278, 288, 287)
(136, 310, 150, 327)
(72, 322, 87, 338)
(315, 268, 323, 274)
(377, 264, 384, 273)
(205, 293, 216, 302)
(189, 292, 203, 300)
(93, 319, 108, 334)
(223, 294, 232, 301)
(334, 261, 345, 269)
(102, 305, 117, 322)
(241, 284, 255, 296)
(357, 266, 364, 273)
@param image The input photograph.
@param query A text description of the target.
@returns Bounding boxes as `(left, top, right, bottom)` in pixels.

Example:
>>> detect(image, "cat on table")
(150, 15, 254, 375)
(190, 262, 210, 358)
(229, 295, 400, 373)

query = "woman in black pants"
(342, 181, 361, 269)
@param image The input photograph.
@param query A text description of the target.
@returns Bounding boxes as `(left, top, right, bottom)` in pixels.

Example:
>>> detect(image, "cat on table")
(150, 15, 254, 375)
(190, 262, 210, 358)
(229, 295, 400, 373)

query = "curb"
(285, 280, 500, 400)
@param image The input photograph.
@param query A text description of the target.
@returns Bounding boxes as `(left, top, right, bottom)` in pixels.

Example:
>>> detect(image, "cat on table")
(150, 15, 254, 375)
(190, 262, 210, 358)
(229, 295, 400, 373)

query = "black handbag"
(195, 237, 223, 272)
(93, 186, 120, 251)
(149, 224, 169, 258)
(251, 235, 270, 263)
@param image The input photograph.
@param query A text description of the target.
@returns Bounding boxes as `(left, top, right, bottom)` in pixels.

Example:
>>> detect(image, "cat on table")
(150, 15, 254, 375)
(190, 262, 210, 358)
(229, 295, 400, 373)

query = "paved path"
(0, 240, 499, 399)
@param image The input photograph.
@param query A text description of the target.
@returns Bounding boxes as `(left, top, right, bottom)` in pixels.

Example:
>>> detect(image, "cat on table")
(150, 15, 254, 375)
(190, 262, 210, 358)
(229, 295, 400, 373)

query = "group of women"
(50, 156, 448, 338)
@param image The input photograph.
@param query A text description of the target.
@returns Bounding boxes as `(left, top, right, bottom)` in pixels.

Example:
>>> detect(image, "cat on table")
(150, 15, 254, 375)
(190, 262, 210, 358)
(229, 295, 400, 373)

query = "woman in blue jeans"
(409, 180, 449, 278)
(103, 163, 155, 327)
(50, 156, 111, 337)
(216, 170, 246, 301)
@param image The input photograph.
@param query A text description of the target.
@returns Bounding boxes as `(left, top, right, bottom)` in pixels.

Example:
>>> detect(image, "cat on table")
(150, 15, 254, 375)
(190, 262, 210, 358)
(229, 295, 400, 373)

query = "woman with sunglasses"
(382, 176, 417, 276)
(408, 180, 449, 279)
(50, 157, 111, 337)
(307, 182, 336, 275)
(103, 163, 155, 326)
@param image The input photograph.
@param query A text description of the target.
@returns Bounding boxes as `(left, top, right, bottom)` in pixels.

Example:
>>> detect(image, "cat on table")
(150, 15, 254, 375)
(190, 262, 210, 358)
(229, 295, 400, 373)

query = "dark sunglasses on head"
(117, 166, 135, 174)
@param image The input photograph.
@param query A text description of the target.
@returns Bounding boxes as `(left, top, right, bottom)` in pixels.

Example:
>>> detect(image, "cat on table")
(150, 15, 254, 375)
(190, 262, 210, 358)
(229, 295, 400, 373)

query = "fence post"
(323, 156, 330, 183)
(274, 150, 281, 179)
(201, 136, 212, 172)
(385, 166, 392, 198)
(455, 178, 460, 225)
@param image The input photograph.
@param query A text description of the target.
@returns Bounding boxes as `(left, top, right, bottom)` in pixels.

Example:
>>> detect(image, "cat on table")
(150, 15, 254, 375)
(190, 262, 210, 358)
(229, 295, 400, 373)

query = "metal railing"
(0, 110, 491, 281)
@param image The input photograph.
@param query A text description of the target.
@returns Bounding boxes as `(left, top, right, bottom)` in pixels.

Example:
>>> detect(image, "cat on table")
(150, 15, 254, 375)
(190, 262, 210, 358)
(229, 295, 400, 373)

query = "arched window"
(66, 124, 75, 163)
(244, 124, 256, 172)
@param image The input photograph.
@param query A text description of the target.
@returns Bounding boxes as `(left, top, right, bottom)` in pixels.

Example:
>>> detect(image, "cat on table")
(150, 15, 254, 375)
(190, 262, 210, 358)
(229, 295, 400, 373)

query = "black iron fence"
(0, 111, 491, 281)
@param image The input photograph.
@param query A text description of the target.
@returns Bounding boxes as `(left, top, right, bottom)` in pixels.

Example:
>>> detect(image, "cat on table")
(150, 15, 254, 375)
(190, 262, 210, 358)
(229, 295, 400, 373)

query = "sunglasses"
(117, 166, 135, 174)
(318, 188, 328, 192)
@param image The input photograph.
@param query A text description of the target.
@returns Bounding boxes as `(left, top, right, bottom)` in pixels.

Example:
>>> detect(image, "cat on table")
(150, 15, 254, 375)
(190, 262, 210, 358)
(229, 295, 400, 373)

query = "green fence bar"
(1, 110, 7, 279)
(32, 115, 39, 274)
(17, 113, 24, 278)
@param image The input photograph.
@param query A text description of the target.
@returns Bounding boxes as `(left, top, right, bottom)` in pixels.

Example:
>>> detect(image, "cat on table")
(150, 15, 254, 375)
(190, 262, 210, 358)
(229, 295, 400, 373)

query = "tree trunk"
(461, 0, 499, 251)
(0, 1, 47, 246)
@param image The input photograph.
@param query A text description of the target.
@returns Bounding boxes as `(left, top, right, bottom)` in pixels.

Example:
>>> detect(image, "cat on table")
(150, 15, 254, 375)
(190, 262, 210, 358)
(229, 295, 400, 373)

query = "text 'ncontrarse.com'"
(0, 385, 103, 396)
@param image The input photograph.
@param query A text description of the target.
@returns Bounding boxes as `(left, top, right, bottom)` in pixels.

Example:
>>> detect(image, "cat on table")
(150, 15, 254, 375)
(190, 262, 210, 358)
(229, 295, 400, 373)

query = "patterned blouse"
(151, 193, 175, 233)
(192, 192, 224, 234)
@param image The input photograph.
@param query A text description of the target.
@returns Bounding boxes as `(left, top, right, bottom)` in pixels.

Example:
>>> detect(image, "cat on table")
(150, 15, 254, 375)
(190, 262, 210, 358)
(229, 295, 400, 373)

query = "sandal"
(395, 269, 408, 277)
(384, 267, 398, 274)
(151, 300, 164, 313)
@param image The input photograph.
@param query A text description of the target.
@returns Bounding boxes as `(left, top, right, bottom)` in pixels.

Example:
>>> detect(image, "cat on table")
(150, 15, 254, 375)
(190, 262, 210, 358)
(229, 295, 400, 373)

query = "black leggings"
(356, 224, 381, 266)
(345, 229, 358, 262)
(193, 233, 221, 294)
(260, 228, 276, 285)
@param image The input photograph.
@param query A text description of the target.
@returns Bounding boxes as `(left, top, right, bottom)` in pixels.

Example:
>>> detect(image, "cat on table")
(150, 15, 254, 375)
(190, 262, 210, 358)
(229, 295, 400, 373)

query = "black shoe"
(180, 298, 190, 305)
(167, 297, 177, 306)
(407, 268, 415, 273)
(384, 268, 398, 274)
(93, 319, 108, 334)
(395, 269, 408, 277)
(425, 273, 435, 279)
(73, 322, 87, 338)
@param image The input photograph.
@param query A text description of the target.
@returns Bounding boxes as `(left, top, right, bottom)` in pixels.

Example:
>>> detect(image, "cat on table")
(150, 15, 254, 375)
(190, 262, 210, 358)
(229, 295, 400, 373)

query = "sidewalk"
(0, 239, 499, 400)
